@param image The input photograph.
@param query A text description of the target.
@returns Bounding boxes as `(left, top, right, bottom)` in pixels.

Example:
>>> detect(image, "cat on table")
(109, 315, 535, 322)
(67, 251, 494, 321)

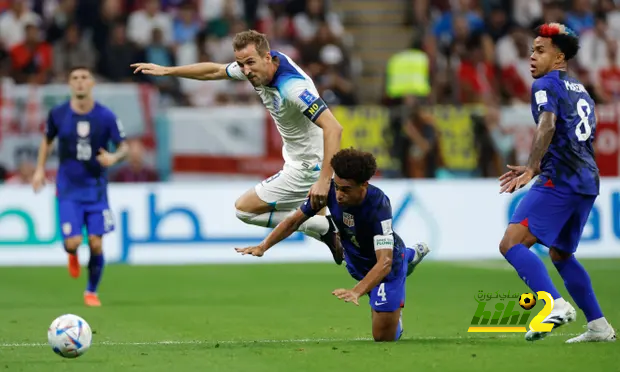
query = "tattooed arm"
(526, 111, 556, 175)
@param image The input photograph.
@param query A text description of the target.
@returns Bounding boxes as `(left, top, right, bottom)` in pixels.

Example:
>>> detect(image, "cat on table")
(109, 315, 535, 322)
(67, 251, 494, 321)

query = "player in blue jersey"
(32, 66, 128, 307)
(499, 23, 616, 343)
(235, 148, 430, 341)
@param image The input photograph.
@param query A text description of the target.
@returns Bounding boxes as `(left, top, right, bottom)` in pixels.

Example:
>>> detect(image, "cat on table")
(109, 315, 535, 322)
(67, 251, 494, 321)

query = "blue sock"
(504, 244, 562, 300)
(553, 256, 604, 322)
(405, 248, 415, 263)
(86, 254, 104, 294)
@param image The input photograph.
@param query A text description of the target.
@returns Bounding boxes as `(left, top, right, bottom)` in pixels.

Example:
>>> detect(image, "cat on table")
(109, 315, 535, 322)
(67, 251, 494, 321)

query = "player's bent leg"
(84, 235, 104, 307)
(234, 187, 344, 265)
(63, 236, 82, 279)
(371, 309, 403, 342)
(550, 248, 616, 343)
(499, 223, 568, 342)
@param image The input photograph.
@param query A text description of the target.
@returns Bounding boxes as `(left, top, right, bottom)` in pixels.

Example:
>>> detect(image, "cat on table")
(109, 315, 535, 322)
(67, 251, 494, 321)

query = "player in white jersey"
(131, 30, 344, 264)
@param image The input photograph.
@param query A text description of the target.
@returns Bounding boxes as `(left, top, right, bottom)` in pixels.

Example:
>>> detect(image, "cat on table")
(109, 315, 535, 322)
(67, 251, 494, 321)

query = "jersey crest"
(343, 212, 355, 227)
(77, 121, 90, 137)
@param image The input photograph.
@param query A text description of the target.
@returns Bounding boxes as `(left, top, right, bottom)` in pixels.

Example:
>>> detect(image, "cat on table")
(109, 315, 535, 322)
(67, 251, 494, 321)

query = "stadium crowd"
(0, 0, 619, 182)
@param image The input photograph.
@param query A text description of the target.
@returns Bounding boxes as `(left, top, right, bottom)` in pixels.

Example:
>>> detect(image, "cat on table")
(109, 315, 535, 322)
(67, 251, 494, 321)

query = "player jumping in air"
(499, 23, 616, 343)
(131, 30, 344, 265)
(235, 148, 430, 341)
(32, 66, 128, 307)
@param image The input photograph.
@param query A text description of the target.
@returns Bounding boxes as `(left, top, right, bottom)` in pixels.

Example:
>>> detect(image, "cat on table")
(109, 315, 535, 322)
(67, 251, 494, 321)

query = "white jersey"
(225, 51, 326, 170)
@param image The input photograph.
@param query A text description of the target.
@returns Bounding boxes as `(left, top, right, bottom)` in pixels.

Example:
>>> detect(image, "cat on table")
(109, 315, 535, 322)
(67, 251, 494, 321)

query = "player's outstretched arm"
(333, 247, 393, 306)
(308, 109, 343, 209)
(235, 209, 310, 257)
(130, 62, 231, 81)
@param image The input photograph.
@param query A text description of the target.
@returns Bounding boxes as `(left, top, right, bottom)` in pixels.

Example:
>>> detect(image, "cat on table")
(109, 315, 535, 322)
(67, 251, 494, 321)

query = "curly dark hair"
(330, 148, 377, 185)
(534, 23, 580, 61)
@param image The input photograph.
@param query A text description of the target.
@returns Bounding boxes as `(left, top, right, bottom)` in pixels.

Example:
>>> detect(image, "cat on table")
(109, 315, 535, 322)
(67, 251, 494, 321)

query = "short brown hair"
(232, 30, 270, 57)
(331, 148, 378, 185)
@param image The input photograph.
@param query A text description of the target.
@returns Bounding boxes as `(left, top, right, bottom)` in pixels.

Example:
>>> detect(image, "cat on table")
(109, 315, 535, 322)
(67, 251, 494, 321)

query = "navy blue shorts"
(509, 186, 596, 253)
(58, 199, 115, 239)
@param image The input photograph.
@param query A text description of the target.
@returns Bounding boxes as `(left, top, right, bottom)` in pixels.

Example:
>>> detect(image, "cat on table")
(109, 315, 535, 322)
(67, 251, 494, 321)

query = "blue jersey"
(46, 102, 125, 202)
(301, 182, 406, 282)
(530, 70, 599, 196)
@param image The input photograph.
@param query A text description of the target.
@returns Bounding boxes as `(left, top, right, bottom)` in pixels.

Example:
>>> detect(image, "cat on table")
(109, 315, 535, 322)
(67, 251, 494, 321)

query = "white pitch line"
(0, 333, 579, 348)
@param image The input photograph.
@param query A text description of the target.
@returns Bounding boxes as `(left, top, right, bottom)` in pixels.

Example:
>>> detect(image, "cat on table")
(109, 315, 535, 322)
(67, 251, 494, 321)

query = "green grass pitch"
(0, 259, 618, 371)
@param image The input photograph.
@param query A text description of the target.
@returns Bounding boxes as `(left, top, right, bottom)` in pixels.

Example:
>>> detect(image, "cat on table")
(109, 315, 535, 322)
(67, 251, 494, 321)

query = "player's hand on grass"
(96, 148, 117, 167)
(31, 168, 46, 193)
(131, 63, 169, 76)
(235, 245, 267, 257)
(308, 178, 330, 210)
(332, 288, 360, 306)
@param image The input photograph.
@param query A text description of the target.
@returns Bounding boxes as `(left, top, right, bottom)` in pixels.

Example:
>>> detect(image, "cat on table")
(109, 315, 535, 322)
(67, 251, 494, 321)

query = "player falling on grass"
(499, 23, 616, 343)
(236, 148, 430, 341)
(131, 30, 344, 265)
(32, 66, 128, 307)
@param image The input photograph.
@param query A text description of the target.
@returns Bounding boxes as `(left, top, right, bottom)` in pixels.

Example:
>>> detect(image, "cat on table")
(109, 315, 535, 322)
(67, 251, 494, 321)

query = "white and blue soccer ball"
(47, 314, 92, 358)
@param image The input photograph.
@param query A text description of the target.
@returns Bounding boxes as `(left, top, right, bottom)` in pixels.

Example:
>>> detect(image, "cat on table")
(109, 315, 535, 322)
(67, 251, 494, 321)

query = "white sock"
(235, 209, 329, 241)
(588, 317, 610, 331)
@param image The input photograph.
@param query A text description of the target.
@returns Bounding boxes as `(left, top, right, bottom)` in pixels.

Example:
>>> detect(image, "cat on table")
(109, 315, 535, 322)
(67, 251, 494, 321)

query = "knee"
(499, 235, 515, 256)
(88, 236, 103, 255)
(372, 331, 396, 342)
(549, 247, 572, 262)
(64, 237, 82, 253)
(235, 209, 255, 223)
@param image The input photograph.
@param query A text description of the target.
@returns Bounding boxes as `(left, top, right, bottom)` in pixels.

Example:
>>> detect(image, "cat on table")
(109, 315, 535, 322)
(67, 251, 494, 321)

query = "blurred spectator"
(529, 0, 565, 29)
(111, 139, 159, 183)
(432, 0, 484, 51)
(566, 0, 594, 35)
(173, 1, 202, 45)
(485, 5, 511, 43)
(5, 160, 35, 185)
(0, 0, 41, 49)
(293, 0, 344, 44)
(99, 22, 138, 82)
(594, 39, 620, 103)
(9, 23, 52, 84)
(472, 106, 515, 178)
(578, 13, 619, 83)
(45, 0, 77, 45)
(52, 23, 95, 82)
(199, 0, 244, 25)
(127, 0, 173, 47)
(456, 34, 498, 104)
(315, 45, 357, 106)
(513, 0, 542, 27)
(384, 37, 430, 105)
(499, 26, 534, 104)
(91, 0, 125, 55)
(401, 104, 441, 178)
(138, 28, 189, 105)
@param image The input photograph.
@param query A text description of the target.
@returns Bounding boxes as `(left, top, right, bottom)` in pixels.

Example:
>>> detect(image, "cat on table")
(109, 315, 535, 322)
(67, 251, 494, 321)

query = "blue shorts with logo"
(58, 198, 115, 239)
(509, 185, 596, 253)
(367, 259, 407, 312)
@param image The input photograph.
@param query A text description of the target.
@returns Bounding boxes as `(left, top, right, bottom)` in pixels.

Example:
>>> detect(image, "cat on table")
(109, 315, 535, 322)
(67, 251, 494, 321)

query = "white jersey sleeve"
(280, 79, 328, 123)
(225, 62, 247, 81)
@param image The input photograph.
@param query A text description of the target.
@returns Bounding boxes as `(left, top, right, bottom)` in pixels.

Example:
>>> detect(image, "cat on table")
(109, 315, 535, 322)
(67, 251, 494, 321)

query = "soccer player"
(499, 23, 616, 343)
(130, 30, 344, 265)
(32, 66, 128, 307)
(235, 148, 430, 342)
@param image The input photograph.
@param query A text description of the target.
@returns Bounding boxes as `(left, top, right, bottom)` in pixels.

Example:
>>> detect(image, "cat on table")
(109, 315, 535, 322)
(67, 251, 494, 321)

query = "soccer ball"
(519, 293, 537, 310)
(47, 314, 92, 358)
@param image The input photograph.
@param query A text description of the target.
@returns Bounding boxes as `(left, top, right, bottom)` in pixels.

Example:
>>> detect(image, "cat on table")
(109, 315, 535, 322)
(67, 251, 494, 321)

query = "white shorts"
(255, 163, 320, 211)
